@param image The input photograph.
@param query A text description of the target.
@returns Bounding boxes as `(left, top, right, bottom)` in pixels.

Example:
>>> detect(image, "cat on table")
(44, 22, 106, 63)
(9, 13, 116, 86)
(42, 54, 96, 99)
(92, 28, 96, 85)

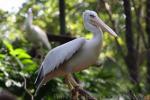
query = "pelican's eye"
(89, 14, 95, 18)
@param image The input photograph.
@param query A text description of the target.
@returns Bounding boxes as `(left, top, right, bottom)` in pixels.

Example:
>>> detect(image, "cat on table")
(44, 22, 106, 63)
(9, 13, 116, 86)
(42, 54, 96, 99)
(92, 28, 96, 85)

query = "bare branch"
(71, 86, 97, 100)
(12, 57, 34, 99)
(100, 0, 125, 57)
(23, 76, 34, 100)
(47, 33, 75, 44)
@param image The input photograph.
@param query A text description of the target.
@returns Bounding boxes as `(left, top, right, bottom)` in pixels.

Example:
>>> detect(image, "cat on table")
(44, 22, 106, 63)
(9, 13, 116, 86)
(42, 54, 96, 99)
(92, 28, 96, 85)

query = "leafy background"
(0, 0, 149, 99)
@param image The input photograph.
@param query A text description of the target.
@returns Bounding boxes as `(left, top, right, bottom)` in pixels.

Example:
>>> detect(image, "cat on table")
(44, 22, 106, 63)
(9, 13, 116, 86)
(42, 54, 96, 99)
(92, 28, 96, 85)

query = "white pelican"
(35, 10, 117, 96)
(24, 8, 51, 50)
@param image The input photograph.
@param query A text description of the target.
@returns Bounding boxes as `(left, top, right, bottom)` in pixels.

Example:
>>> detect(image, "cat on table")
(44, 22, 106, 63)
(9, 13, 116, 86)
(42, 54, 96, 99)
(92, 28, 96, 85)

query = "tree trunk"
(146, 0, 150, 91)
(123, 0, 140, 85)
(59, 0, 66, 35)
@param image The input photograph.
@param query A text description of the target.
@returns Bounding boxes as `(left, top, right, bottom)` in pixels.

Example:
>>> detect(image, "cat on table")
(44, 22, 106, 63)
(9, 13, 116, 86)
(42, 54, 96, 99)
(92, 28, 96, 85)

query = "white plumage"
(35, 10, 117, 95)
(24, 8, 51, 50)
(42, 38, 85, 75)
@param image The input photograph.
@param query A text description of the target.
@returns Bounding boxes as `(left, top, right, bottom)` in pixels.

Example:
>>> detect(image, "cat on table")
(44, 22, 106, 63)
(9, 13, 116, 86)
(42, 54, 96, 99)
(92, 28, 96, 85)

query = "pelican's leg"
(65, 79, 78, 99)
(36, 43, 45, 62)
(67, 74, 97, 100)
(66, 74, 80, 99)
(65, 76, 73, 90)
(67, 74, 80, 87)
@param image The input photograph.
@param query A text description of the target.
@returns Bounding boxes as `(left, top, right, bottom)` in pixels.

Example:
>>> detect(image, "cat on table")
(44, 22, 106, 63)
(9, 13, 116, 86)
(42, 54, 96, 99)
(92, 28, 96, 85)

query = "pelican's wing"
(34, 38, 85, 95)
(32, 25, 51, 50)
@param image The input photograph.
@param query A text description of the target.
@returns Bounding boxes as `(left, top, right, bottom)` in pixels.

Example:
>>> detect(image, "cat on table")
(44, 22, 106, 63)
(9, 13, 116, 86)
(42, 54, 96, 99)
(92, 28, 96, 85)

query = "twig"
(100, 0, 125, 57)
(14, 56, 24, 68)
(23, 76, 34, 100)
(13, 55, 34, 100)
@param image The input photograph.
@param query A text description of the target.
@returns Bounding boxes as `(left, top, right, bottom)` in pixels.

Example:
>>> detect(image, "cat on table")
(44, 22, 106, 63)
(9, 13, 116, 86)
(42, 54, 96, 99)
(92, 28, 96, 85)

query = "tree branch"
(11, 50, 34, 99)
(47, 34, 75, 44)
(131, 0, 148, 49)
(100, 0, 125, 57)
(72, 87, 97, 100)
(23, 76, 34, 100)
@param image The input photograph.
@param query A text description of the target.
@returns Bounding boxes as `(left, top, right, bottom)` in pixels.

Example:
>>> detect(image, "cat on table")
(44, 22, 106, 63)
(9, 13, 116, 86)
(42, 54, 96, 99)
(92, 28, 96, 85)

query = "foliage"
(0, 0, 149, 99)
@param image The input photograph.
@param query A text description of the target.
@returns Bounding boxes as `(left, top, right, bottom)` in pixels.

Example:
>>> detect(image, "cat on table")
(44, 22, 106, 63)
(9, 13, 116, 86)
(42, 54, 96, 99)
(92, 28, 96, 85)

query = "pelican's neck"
(90, 28, 103, 47)
(25, 14, 32, 28)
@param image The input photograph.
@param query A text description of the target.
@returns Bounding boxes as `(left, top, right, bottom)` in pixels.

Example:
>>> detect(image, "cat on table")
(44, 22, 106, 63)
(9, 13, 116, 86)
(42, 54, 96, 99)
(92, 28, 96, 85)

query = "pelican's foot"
(71, 86, 97, 100)
(71, 86, 79, 100)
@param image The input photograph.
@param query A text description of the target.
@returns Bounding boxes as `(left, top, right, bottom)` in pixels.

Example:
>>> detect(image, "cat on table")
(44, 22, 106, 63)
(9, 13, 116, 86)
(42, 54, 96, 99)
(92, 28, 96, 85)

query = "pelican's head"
(26, 8, 33, 21)
(25, 8, 33, 25)
(83, 10, 117, 37)
(28, 8, 32, 15)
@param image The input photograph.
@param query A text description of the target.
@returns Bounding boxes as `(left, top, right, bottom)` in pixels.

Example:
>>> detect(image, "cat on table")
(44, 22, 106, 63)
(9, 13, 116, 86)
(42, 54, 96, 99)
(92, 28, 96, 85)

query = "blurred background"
(0, 0, 150, 99)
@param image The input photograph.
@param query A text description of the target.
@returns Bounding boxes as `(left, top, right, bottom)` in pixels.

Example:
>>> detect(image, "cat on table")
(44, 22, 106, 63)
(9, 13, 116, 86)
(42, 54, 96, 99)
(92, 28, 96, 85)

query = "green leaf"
(21, 59, 33, 64)
(13, 48, 26, 55)
(0, 54, 5, 59)
(22, 64, 37, 73)
(17, 53, 31, 59)
(3, 40, 13, 52)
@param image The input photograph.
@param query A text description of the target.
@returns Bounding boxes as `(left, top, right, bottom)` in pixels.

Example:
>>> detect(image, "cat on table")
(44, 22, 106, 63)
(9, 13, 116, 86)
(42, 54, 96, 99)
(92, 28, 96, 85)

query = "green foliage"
(0, 0, 148, 99)
(0, 37, 38, 97)
(2, 40, 37, 72)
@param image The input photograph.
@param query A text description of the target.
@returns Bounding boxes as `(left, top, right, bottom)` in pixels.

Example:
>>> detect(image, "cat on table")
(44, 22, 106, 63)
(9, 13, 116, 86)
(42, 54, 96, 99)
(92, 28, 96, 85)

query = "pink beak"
(91, 17, 118, 37)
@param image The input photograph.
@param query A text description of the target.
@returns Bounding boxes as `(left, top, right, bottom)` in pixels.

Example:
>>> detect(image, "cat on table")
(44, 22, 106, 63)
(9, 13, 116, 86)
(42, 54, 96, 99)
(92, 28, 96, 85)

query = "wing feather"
(42, 37, 85, 76)
(35, 38, 85, 86)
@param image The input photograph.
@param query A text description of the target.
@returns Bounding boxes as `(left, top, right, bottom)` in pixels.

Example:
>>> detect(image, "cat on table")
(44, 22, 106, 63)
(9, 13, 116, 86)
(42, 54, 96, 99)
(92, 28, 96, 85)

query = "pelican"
(24, 8, 51, 50)
(34, 10, 117, 96)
